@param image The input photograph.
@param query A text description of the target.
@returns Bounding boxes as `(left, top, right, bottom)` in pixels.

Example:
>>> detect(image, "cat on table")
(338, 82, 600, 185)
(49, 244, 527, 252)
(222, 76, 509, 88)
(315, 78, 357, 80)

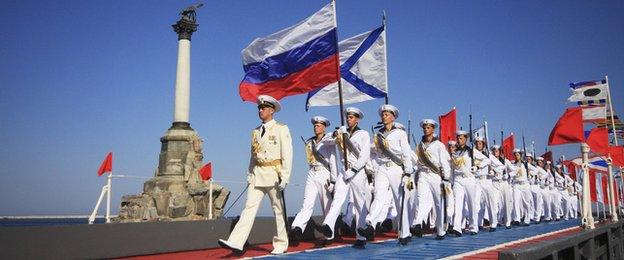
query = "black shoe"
(321, 224, 333, 238)
(449, 229, 462, 237)
(289, 227, 303, 241)
(505, 226, 511, 229)
(435, 235, 445, 240)
(478, 226, 485, 231)
(489, 228, 496, 232)
(535, 221, 541, 224)
(381, 219, 393, 232)
(469, 231, 477, 235)
(511, 221, 520, 226)
(218, 239, 244, 255)
(357, 224, 375, 241)
(520, 222, 529, 227)
(398, 236, 411, 245)
(321, 239, 334, 246)
(352, 239, 366, 249)
(411, 224, 422, 238)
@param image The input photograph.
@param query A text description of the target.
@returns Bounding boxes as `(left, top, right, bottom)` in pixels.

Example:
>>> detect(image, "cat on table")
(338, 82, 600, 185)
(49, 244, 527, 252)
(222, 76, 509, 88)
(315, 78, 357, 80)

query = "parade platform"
(127, 219, 585, 259)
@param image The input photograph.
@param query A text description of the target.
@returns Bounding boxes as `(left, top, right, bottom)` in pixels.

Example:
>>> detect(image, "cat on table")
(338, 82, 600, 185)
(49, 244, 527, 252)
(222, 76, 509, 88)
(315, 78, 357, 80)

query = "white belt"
(309, 165, 325, 171)
(514, 181, 528, 185)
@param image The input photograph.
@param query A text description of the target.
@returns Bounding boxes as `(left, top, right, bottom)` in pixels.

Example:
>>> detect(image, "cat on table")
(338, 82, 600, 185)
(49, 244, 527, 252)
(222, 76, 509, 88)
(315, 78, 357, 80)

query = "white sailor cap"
(311, 116, 330, 126)
(491, 145, 501, 150)
(448, 140, 457, 146)
(526, 153, 534, 158)
(555, 164, 563, 169)
(378, 104, 399, 118)
(344, 107, 364, 119)
(546, 160, 552, 164)
(420, 119, 438, 128)
(456, 130, 469, 136)
(257, 95, 281, 112)
(536, 156, 544, 161)
(393, 122, 406, 130)
(474, 136, 485, 142)
(512, 148, 522, 154)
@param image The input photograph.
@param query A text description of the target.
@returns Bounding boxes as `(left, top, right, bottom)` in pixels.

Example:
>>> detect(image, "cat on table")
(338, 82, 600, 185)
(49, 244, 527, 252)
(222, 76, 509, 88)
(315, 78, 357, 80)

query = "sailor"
(551, 164, 565, 221)
(449, 130, 481, 236)
(358, 105, 414, 245)
(321, 107, 370, 248)
(562, 168, 576, 220)
(218, 95, 293, 255)
(489, 145, 515, 229)
(289, 116, 337, 242)
(511, 149, 531, 226)
(474, 136, 497, 231)
(410, 119, 451, 240)
(525, 154, 542, 223)
(536, 157, 552, 222)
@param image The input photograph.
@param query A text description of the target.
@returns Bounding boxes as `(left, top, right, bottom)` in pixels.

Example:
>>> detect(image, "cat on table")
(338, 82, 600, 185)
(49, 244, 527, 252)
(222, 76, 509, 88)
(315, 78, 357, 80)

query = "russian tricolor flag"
(238, 3, 340, 102)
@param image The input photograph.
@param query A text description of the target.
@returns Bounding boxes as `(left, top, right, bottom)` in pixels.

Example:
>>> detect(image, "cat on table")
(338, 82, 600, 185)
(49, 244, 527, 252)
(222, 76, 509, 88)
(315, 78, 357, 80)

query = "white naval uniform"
(553, 171, 566, 219)
(512, 161, 532, 224)
(537, 167, 552, 221)
(571, 181, 581, 218)
(291, 134, 337, 233)
(475, 149, 498, 228)
(527, 163, 543, 221)
(490, 155, 516, 227)
(545, 171, 560, 221)
(451, 146, 481, 233)
(562, 174, 575, 219)
(323, 126, 370, 241)
(366, 126, 414, 239)
(224, 119, 293, 252)
(412, 138, 451, 236)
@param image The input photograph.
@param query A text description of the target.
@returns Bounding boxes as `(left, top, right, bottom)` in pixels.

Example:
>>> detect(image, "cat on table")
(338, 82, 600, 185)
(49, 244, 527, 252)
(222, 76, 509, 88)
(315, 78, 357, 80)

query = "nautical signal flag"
(438, 108, 457, 145)
(502, 134, 515, 160)
(581, 105, 607, 123)
(199, 162, 212, 181)
(97, 152, 112, 176)
(548, 107, 584, 145)
(568, 79, 608, 104)
(238, 3, 339, 102)
(586, 127, 609, 156)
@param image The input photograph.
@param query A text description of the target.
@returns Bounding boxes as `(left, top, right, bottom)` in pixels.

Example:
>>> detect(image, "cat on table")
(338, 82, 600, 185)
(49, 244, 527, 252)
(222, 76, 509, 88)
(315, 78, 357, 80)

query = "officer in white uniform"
(290, 116, 337, 242)
(450, 130, 481, 236)
(511, 149, 531, 226)
(218, 95, 293, 255)
(358, 105, 414, 245)
(410, 119, 451, 240)
(321, 107, 370, 248)
(489, 145, 516, 229)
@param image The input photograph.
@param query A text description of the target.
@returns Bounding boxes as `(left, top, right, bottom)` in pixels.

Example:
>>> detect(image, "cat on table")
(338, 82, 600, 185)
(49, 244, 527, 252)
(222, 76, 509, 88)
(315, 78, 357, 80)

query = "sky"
(0, 0, 623, 217)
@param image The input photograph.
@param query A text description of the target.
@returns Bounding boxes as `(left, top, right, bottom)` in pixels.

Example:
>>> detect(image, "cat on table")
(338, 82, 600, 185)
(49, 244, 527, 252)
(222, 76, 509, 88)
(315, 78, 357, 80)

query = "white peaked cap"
(345, 107, 364, 119)
(536, 156, 544, 161)
(379, 104, 399, 118)
(311, 116, 330, 126)
(420, 119, 438, 128)
(448, 140, 457, 146)
(257, 95, 281, 112)
(526, 153, 534, 158)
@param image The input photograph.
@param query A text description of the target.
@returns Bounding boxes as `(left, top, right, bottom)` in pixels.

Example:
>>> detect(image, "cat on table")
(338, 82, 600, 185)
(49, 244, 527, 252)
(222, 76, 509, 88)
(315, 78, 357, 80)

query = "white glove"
(402, 175, 410, 186)
(470, 166, 478, 173)
(343, 169, 355, 182)
(337, 126, 348, 134)
(277, 181, 287, 191)
(326, 182, 335, 194)
(247, 174, 253, 185)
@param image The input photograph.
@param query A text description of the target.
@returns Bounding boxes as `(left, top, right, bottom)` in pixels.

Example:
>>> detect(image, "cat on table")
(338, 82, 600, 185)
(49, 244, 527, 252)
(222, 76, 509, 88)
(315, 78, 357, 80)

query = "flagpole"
(106, 171, 112, 223)
(331, 0, 349, 172)
(382, 10, 389, 105)
(605, 75, 620, 220)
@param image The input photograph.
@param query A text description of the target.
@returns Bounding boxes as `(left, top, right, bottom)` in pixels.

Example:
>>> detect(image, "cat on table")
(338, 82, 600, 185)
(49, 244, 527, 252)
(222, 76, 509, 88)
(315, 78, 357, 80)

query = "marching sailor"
(410, 119, 451, 240)
(526, 154, 543, 223)
(289, 116, 337, 242)
(562, 168, 576, 220)
(511, 149, 532, 226)
(474, 136, 497, 231)
(553, 164, 567, 220)
(489, 145, 515, 229)
(450, 130, 482, 236)
(536, 157, 552, 222)
(218, 95, 293, 255)
(321, 107, 370, 248)
(358, 105, 414, 245)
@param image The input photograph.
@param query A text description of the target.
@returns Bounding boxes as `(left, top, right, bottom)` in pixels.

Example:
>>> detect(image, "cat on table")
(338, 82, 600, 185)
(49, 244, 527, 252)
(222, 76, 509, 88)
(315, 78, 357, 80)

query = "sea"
(0, 216, 107, 227)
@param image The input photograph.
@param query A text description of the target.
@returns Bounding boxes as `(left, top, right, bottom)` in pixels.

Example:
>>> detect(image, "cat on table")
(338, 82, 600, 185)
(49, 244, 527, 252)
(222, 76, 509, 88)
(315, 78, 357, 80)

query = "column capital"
(172, 19, 198, 41)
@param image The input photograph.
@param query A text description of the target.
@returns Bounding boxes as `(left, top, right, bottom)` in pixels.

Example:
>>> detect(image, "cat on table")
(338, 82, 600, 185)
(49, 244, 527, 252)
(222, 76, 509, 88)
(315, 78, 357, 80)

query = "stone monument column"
(171, 13, 197, 129)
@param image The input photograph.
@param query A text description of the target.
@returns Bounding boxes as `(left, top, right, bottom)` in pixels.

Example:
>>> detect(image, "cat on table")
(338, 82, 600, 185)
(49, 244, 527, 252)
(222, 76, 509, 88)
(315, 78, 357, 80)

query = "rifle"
(469, 113, 475, 167)
(522, 134, 529, 177)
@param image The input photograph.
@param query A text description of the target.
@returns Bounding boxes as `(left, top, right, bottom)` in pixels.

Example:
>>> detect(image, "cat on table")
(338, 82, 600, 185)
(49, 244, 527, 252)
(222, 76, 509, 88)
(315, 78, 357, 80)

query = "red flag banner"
(586, 127, 609, 156)
(540, 151, 553, 163)
(602, 175, 609, 203)
(608, 146, 624, 167)
(589, 169, 597, 202)
(562, 160, 577, 180)
(199, 162, 213, 181)
(548, 107, 584, 145)
(439, 108, 457, 145)
(97, 152, 113, 176)
(502, 134, 515, 160)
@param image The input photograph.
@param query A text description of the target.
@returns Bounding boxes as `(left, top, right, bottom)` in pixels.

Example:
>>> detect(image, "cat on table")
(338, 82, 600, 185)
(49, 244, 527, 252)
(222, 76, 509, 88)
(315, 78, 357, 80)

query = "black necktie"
(261, 125, 266, 137)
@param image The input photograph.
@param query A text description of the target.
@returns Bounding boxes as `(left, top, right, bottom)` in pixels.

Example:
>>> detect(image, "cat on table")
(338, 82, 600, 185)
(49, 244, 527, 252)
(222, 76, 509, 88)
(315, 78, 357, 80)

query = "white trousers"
(226, 185, 288, 251)
(323, 170, 369, 240)
(529, 184, 543, 220)
(541, 187, 552, 221)
(549, 189, 561, 220)
(477, 178, 500, 228)
(365, 165, 411, 238)
(413, 172, 448, 236)
(291, 169, 332, 231)
(513, 183, 532, 224)
(493, 180, 513, 227)
(453, 176, 480, 233)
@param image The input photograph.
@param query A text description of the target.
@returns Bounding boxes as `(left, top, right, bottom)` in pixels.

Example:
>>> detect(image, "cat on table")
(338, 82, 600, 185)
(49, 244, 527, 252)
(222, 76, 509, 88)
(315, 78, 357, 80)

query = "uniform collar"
(262, 119, 276, 128)
(348, 125, 361, 135)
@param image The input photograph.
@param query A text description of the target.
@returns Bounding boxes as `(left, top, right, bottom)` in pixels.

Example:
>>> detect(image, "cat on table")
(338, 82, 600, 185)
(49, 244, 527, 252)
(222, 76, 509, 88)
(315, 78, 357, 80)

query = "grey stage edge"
(0, 216, 326, 260)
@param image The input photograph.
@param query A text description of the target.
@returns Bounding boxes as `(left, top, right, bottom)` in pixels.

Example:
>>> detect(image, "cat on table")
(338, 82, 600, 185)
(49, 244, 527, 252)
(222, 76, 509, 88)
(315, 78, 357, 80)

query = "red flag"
(608, 146, 624, 167)
(438, 108, 457, 145)
(586, 127, 609, 156)
(589, 169, 597, 202)
(602, 175, 609, 203)
(199, 162, 213, 181)
(502, 134, 515, 160)
(97, 152, 112, 176)
(540, 151, 553, 163)
(562, 160, 577, 180)
(548, 107, 584, 145)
